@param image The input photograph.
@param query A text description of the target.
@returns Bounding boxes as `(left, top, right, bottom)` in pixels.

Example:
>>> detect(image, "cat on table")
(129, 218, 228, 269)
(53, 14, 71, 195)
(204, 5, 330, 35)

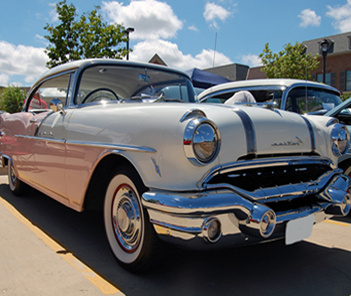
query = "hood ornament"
(271, 137, 303, 147)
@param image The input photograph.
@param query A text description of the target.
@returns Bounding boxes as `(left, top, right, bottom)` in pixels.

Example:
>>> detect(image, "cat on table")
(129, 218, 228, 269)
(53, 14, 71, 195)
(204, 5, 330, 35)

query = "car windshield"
(286, 87, 342, 114)
(200, 89, 283, 106)
(75, 65, 198, 105)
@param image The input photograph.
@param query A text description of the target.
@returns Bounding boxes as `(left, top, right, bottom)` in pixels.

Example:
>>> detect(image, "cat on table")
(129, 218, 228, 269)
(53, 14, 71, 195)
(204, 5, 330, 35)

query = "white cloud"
(0, 41, 48, 86)
(0, 73, 9, 86)
(298, 9, 321, 27)
(102, 0, 183, 40)
(130, 39, 231, 70)
(48, 2, 59, 22)
(241, 54, 262, 67)
(203, 2, 231, 29)
(188, 25, 199, 32)
(326, 0, 351, 32)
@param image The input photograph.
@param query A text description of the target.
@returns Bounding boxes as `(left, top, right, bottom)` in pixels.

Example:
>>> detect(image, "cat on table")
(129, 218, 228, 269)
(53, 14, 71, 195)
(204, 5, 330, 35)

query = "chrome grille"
(207, 163, 331, 192)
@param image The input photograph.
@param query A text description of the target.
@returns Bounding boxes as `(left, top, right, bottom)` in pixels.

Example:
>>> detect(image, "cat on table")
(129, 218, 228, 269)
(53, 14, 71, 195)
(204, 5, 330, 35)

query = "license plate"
(285, 215, 315, 245)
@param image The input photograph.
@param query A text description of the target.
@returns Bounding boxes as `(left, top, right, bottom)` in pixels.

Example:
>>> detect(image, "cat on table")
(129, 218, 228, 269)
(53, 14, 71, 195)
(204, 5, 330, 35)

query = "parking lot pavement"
(0, 172, 124, 296)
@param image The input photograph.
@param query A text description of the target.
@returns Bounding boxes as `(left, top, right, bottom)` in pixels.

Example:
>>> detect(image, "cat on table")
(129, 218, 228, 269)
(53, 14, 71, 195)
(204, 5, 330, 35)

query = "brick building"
(247, 31, 351, 94)
(150, 32, 351, 94)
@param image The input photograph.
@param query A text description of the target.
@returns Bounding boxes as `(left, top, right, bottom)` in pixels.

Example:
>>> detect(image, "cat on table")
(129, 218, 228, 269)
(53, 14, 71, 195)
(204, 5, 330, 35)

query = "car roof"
(198, 78, 340, 99)
(32, 58, 190, 88)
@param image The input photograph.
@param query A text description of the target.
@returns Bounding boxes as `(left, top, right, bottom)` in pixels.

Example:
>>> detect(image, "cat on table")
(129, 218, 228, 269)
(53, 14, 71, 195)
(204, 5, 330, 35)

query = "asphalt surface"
(0, 169, 124, 296)
(1, 166, 351, 296)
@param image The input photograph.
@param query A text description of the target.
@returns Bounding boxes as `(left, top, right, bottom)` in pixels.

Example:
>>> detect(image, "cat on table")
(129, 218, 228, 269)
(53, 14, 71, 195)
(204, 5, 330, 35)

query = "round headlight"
(184, 118, 220, 166)
(193, 123, 218, 162)
(331, 124, 350, 156)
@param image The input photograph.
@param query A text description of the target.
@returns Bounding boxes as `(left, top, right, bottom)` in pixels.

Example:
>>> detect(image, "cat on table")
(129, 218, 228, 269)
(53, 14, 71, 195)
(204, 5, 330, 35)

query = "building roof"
(148, 53, 167, 66)
(303, 31, 351, 56)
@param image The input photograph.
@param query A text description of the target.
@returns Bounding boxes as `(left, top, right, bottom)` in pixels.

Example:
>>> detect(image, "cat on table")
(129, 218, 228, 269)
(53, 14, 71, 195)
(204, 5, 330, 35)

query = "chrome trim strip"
(198, 156, 334, 188)
(326, 118, 339, 127)
(231, 108, 256, 155)
(14, 135, 157, 153)
(180, 109, 207, 123)
(67, 140, 157, 153)
(300, 116, 316, 151)
(15, 135, 65, 144)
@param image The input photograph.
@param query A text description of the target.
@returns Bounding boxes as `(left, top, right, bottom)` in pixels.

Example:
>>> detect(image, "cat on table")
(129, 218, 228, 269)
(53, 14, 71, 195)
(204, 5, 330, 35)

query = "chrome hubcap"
(10, 165, 16, 186)
(112, 185, 141, 252)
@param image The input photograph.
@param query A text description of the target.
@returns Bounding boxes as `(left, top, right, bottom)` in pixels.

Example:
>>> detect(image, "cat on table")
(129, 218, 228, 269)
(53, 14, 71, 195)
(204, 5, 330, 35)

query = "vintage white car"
(198, 79, 351, 176)
(0, 59, 350, 273)
(198, 78, 343, 114)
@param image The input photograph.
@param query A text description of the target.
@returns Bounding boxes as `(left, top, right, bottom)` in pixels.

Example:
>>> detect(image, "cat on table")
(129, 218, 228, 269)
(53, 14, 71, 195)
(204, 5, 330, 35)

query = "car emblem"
(271, 137, 303, 147)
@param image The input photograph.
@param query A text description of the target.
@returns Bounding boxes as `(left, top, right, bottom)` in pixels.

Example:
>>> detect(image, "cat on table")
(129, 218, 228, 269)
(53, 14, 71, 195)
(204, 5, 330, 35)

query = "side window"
(27, 73, 71, 112)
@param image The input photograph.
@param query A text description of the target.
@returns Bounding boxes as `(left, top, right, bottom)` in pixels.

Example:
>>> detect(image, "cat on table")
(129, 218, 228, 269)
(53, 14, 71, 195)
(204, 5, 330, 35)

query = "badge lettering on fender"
(271, 137, 303, 147)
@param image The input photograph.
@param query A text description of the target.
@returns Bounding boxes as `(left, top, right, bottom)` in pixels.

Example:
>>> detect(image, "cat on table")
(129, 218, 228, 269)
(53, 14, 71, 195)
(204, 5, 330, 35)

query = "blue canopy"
(185, 68, 231, 89)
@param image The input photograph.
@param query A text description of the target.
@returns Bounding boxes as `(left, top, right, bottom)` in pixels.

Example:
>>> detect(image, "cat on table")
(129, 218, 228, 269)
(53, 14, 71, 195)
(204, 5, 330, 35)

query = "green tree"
(259, 42, 319, 80)
(341, 92, 351, 102)
(0, 86, 25, 113)
(44, 1, 129, 68)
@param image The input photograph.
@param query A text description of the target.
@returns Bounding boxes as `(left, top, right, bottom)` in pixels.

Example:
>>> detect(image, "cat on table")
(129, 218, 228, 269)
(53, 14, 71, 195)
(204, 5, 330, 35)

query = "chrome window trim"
(231, 108, 256, 155)
(24, 70, 76, 112)
(14, 135, 156, 153)
(72, 61, 197, 107)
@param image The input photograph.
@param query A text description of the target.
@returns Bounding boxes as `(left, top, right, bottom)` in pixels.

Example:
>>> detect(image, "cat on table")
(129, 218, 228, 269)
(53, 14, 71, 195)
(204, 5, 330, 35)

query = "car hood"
(68, 103, 321, 162)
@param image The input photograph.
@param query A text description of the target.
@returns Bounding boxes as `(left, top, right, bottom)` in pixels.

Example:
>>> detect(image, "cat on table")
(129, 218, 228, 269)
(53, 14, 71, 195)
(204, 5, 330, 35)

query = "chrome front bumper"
(142, 172, 351, 250)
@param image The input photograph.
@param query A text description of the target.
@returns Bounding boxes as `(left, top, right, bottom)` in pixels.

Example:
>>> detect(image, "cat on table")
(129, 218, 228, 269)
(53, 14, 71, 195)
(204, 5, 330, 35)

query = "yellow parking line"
(0, 197, 124, 296)
(325, 219, 350, 227)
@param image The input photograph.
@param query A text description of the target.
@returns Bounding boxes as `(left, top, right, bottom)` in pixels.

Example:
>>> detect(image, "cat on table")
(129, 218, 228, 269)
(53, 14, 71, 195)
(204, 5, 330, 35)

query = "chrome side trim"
(67, 140, 157, 153)
(15, 135, 65, 144)
(231, 108, 256, 155)
(300, 116, 316, 151)
(14, 135, 156, 153)
(198, 156, 334, 188)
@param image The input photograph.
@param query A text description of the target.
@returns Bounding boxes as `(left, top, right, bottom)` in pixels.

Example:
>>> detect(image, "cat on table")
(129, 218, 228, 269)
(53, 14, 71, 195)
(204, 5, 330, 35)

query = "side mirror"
(50, 98, 65, 114)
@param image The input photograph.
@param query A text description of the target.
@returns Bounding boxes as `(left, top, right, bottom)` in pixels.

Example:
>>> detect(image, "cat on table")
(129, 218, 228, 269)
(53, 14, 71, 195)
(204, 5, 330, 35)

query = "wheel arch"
(83, 153, 146, 212)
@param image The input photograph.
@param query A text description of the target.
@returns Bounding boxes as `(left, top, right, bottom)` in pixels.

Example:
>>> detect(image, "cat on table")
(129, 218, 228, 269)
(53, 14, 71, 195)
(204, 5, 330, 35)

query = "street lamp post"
(124, 27, 134, 60)
(320, 39, 330, 84)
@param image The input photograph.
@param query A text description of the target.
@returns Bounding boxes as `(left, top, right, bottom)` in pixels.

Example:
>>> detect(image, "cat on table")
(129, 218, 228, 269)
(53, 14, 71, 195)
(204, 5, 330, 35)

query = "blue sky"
(0, 0, 350, 86)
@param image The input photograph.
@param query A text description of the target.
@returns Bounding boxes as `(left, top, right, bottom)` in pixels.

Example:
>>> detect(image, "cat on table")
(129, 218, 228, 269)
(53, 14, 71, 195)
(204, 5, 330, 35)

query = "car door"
(29, 72, 73, 205)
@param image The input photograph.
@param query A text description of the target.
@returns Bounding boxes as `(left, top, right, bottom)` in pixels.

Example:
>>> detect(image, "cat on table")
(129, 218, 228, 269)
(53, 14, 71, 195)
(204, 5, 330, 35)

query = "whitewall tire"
(103, 167, 162, 273)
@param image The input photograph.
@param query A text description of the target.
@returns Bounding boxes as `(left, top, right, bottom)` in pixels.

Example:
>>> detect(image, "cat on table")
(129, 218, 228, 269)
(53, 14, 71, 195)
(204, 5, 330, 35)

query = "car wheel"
(104, 167, 163, 273)
(7, 163, 30, 196)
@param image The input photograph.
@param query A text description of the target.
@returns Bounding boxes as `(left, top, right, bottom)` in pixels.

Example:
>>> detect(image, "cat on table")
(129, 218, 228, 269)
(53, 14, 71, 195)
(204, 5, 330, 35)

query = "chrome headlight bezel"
(331, 124, 350, 157)
(183, 118, 221, 166)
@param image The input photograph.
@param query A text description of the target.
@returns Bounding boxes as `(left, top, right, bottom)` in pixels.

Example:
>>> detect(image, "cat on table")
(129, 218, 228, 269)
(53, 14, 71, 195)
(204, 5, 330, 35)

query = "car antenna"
(210, 32, 217, 89)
